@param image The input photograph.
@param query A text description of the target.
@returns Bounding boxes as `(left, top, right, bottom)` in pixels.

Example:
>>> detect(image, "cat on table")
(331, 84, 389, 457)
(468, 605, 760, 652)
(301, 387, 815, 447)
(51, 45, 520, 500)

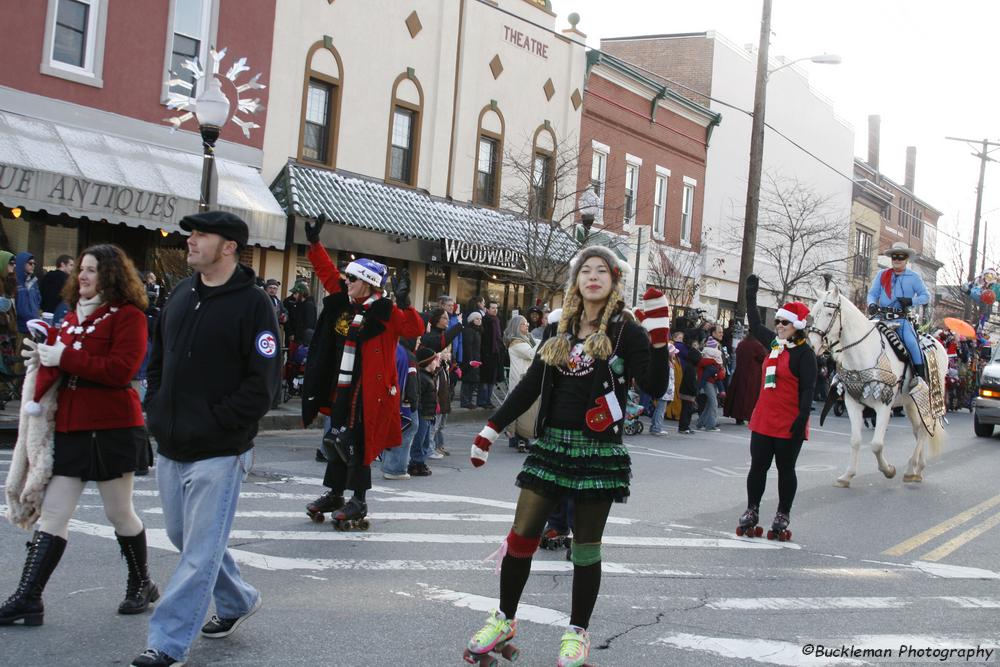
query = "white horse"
(808, 283, 947, 487)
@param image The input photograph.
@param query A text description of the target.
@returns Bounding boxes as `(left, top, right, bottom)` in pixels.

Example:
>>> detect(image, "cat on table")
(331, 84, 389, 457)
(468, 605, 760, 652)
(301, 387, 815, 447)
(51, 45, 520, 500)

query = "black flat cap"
(265, 278, 281, 287)
(180, 211, 249, 249)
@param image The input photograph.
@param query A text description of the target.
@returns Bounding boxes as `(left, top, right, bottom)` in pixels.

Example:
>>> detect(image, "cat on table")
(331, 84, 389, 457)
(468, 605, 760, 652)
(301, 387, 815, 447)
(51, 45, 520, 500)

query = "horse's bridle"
(807, 297, 878, 355)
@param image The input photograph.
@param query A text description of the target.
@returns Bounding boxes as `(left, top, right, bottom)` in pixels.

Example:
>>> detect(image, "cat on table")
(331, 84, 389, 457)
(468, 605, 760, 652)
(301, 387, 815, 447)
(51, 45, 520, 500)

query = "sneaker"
(679, 429, 695, 435)
(314, 448, 327, 463)
(649, 430, 668, 437)
(130, 649, 185, 667)
(382, 471, 411, 480)
(428, 450, 445, 460)
(200, 595, 262, 638)
(437, 446, 450, 456)
(704, 427, 721, 432)
(408, 464, 432, 477)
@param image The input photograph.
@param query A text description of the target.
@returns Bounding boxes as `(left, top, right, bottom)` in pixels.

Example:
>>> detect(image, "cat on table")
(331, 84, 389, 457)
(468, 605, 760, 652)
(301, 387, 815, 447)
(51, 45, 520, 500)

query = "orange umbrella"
(943, 317, 976, 339)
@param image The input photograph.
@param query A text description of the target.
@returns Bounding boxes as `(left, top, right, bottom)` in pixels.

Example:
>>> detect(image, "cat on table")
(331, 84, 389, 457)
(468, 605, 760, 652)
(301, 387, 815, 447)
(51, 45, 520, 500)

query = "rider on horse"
(866, 241, 930, 389)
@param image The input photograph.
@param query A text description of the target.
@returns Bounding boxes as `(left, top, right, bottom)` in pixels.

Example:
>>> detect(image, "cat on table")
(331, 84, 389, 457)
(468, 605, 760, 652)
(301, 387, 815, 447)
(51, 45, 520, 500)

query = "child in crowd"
(408, 347, 440, 477)
(696, 340, 726, 432)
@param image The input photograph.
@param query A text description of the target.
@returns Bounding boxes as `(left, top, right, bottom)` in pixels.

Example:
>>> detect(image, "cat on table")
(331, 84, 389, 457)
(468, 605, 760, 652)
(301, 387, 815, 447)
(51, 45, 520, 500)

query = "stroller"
(623, 389, 645, 435)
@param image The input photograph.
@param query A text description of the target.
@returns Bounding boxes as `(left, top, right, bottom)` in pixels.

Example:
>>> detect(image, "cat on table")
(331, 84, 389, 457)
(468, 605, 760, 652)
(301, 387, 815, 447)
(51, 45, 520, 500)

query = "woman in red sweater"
(1, 244, 157, 627)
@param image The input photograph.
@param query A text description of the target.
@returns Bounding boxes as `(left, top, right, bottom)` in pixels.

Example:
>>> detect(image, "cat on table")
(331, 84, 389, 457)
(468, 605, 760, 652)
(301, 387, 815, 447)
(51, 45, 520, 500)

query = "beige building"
(261, 0, 588, 311)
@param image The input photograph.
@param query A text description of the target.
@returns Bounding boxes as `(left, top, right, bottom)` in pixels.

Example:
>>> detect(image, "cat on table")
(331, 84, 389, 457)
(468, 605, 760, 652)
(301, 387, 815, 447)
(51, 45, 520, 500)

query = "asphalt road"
(2, 408, 1000, 666)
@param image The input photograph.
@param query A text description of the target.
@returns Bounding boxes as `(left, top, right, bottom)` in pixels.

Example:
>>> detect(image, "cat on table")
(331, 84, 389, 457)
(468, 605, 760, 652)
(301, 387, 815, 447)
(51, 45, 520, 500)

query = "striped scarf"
(763, 338, 802, 389)
(331, 295, 378, 428)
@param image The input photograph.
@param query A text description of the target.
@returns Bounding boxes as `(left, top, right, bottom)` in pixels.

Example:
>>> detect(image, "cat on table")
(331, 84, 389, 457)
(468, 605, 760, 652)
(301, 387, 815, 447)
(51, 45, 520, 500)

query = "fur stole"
(5, 365, 59, 530)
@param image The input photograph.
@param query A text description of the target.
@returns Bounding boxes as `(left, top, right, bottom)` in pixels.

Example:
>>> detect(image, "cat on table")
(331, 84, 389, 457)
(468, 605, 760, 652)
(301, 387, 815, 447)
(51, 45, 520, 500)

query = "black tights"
(746, 431, 804, 514)
(499, 488, 612, 629)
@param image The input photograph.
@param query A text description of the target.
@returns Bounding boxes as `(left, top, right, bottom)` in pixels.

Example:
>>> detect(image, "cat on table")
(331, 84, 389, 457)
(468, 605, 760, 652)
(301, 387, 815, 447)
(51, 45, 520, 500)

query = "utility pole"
(946, 136, 1000, 321)
(982, 220, 989, 275)
(733, 0, 772, 331)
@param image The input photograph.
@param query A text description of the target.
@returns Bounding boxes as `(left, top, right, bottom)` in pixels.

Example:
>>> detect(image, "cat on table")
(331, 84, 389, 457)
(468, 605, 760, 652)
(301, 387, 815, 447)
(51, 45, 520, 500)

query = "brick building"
(0, 0, 284, 280)
(577, 51, 720, 309)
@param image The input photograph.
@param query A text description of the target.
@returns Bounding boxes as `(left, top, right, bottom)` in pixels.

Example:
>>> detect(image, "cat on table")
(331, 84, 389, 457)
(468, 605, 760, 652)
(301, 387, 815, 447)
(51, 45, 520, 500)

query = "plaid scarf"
(763, 338, 803, 389)
(330, 295, 378, 429)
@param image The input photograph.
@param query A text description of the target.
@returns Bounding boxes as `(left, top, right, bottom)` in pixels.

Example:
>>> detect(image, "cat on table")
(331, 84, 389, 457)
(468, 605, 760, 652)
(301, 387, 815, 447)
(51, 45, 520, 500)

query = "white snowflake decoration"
(163, 47, 267, 139)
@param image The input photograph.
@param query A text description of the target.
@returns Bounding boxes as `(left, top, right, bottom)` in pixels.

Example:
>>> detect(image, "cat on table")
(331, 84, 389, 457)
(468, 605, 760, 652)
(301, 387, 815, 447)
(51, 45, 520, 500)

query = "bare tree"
(646, 242, 719, 307)
(748, 173, 852, 304)
(499, 133, 629, 305)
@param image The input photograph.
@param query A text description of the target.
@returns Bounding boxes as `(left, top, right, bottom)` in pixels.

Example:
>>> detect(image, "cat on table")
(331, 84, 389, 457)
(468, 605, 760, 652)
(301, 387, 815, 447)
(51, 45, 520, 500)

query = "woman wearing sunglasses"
(736, 273, 817, 541)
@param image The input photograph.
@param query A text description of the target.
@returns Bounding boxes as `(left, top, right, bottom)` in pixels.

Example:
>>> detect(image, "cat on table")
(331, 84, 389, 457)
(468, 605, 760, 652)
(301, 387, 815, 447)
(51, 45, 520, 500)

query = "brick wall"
(600, 35, 715, 107)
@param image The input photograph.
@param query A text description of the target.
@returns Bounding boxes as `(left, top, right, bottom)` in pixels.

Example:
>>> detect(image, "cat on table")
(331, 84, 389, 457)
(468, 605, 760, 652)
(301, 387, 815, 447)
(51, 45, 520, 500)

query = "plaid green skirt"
(516, 426, 631, 503)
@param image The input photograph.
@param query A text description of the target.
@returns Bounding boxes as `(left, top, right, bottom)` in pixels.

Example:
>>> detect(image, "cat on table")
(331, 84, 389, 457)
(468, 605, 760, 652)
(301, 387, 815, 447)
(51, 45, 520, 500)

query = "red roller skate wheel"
(500, 643, 519, 661)
(754, 526, 763, 537)
(736, 527, 745, 537)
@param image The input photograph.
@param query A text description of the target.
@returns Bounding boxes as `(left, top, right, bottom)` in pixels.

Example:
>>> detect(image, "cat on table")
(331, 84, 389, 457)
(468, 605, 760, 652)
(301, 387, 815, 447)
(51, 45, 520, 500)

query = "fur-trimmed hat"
(775, 301, 810, 330)
(345, 258, 388, 289)
(566, 245, 630, 288)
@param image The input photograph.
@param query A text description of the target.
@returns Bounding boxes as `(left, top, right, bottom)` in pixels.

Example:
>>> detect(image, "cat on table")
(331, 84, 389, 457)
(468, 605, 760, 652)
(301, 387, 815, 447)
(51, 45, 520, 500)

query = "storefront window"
(423, 264, 449, 308)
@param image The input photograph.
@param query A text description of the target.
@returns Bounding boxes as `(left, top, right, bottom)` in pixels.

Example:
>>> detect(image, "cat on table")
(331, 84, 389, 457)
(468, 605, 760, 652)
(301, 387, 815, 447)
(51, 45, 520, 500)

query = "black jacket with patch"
(145, 264, 280, 461)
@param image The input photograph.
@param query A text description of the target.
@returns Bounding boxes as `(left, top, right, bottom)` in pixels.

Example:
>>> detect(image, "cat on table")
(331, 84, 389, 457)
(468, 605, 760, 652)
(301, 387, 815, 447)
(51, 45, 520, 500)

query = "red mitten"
(470, 360, 482, 368)
(471, 421, 500, 468)
(640, 287, 670, 345)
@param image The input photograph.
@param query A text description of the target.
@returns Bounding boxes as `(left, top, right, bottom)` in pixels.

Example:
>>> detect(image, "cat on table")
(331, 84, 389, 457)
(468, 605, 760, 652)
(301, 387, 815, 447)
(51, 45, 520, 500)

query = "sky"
(553, 0, 1000, 283)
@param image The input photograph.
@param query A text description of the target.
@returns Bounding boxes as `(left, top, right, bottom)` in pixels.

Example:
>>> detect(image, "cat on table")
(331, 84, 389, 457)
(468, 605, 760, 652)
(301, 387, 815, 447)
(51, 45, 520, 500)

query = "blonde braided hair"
(539, 279, 626, 367)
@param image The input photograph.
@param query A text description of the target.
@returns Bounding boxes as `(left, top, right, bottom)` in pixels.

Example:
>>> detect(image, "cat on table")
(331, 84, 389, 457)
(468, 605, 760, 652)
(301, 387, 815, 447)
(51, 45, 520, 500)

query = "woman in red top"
(737, 274, 817, 541)
(1, 244, 157, 627)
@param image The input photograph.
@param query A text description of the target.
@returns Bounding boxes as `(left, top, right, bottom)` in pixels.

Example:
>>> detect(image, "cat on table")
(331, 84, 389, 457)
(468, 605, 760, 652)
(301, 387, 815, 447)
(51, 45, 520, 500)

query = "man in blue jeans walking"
(131, 211, 280, 667)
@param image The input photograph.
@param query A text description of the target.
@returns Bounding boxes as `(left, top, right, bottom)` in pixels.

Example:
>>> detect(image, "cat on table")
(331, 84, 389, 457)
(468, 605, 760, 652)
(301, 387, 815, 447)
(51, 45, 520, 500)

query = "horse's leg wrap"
(570, 541, 602, 567)
(506, 530, 541, 558)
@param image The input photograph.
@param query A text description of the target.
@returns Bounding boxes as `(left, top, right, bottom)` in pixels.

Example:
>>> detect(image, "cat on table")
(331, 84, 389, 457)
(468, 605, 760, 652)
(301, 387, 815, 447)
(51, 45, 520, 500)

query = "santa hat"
(775, 301, 810, 330)
(345, 258, 388, 289)
(23, 319, 60, 417)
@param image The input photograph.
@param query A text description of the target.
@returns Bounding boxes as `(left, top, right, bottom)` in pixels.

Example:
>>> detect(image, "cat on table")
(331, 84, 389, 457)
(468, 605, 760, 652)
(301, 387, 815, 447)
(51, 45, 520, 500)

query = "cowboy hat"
(883, 241, 916, 260)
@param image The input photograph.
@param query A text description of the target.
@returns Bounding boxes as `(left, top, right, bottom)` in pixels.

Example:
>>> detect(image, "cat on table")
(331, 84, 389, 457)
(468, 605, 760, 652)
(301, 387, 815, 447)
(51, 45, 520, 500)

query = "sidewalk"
(0, 397, 490, 444)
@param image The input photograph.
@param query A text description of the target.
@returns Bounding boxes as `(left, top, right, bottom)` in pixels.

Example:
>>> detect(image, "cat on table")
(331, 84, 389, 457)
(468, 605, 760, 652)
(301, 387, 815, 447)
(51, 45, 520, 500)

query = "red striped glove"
(471, 421, 500, 468)
(639, 287, 670, 345)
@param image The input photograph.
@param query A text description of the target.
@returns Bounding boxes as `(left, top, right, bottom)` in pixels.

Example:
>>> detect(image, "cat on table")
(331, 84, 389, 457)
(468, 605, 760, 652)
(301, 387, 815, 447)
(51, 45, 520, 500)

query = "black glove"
(305, 214, 327, 245)
(896, 296, 912, 308)
(393, 269, 411, 309)
(745, 274, 759, 300)
(867, 303, 879, 316)
(790, 414, 808, 441)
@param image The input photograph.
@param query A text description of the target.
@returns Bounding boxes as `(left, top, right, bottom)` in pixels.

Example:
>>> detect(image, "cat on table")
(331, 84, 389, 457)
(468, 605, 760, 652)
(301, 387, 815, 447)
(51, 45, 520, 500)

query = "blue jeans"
(651, 400, 667, 433)
(408, 416, 433, 466)
(433, 413, 448, 450)
(696, 383, 719, 429)
(147, 452, 259, 661)
(382, 412, 417, 475)
(477, 383, 494, 407)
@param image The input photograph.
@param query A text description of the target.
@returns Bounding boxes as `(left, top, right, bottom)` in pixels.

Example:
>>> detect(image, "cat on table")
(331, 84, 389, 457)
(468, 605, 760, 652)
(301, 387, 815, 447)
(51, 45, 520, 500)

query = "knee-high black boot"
(0, 531, 67, 626)
(116, 530, 159, 615)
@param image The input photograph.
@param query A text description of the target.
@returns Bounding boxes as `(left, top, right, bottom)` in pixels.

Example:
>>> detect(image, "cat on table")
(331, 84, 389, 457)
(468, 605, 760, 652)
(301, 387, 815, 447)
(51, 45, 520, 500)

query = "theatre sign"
(442, 238, 527, 274)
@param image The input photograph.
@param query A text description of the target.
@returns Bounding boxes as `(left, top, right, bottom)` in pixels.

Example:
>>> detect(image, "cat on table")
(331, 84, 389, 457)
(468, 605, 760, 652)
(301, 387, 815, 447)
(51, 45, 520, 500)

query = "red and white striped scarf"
(763, 338, 802, 389)
(331, 295, 378, 428)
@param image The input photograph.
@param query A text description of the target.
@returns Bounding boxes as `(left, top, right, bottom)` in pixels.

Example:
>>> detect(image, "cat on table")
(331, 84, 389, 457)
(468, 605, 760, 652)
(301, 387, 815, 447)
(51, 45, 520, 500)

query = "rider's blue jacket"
(866, 268, 929, 311)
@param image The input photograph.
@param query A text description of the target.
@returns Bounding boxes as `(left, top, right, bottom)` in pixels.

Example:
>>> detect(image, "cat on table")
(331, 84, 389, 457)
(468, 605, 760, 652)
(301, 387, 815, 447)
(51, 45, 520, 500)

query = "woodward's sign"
(503, 25, 549, 60)
(0, 163, 181, 223)
(443, 238, 527, 273)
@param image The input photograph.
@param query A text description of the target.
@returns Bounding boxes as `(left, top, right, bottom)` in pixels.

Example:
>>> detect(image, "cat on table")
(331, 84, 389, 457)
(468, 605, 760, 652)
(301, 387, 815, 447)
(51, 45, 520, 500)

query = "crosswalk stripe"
(406, 583, 569, 627)
(653, 633, 865, 666)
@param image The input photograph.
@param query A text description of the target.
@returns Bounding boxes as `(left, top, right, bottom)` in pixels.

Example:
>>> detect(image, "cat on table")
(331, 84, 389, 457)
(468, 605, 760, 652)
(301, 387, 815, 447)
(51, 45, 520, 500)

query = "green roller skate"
(463, 609, 519, 666)
(557, 625, 593, 667)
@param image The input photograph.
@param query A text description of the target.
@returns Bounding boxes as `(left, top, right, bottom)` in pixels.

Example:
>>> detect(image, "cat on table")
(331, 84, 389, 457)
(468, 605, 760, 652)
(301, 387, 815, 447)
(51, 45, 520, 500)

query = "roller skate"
(735, 505, 762, 538)
(557, 625, 594, 667)
(540, 527, 571, 550)
(305, 490, 344, 523)
(463, 609, 519, 666)
(331, 497, 370, 531)
(767, 511, 792, 542)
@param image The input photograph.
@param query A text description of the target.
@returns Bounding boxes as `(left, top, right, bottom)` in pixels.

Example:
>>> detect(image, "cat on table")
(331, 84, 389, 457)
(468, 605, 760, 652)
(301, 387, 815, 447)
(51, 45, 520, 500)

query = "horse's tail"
(928, 421, 947, 458)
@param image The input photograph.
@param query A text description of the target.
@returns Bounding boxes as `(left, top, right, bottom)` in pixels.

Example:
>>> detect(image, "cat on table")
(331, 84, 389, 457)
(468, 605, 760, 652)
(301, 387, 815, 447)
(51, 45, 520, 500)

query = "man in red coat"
(301, 216, 424, 526)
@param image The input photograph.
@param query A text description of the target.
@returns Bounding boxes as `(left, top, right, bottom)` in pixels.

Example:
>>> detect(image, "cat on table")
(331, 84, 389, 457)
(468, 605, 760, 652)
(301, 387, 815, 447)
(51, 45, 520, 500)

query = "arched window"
(530, 124, 556, 220)
(297, 40, 344, 167)
(385, 71, 424, 186)
(474, 104, 505, 207)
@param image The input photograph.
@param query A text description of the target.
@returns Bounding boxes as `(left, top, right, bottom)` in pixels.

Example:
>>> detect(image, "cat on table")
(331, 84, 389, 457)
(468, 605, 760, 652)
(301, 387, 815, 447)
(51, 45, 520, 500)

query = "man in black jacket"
(131, 211, 279, 667)
(38, 254, 73, 325)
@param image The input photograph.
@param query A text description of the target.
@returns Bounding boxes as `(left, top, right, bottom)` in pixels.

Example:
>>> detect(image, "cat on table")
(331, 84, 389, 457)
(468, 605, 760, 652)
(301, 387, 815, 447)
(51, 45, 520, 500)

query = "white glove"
(37, 340, 66, 368)
(20, 338, 40, 372)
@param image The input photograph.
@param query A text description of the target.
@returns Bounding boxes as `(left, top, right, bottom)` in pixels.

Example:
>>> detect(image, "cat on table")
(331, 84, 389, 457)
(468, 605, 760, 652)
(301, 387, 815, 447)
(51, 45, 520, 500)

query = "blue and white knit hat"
(345, 258, 388, 289)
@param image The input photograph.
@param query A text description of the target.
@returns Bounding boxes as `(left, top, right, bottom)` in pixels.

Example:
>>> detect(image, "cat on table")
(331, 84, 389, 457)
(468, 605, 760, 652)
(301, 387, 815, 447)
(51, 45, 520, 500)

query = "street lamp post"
(194, 75, 231, 211)
(732, 0, 840, 331)
(578, 186, 601, 244)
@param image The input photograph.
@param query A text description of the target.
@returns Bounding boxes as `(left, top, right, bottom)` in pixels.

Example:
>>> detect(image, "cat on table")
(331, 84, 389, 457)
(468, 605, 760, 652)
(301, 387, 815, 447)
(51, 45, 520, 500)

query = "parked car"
(973, 348, 1000, 437)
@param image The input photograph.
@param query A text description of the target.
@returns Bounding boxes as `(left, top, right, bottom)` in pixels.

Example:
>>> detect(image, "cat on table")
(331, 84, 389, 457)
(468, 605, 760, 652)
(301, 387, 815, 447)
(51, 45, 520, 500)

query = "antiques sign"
(443, 238, 527, 273)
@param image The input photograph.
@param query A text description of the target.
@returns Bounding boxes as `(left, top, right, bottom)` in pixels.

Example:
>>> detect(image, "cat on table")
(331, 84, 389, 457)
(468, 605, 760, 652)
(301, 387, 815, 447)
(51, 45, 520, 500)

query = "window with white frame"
(853, 229, 873, 278)
(41, 0, 108, 87)
(167, 0, 214, 98)
(653, 167, 669, 239)
(681, 179, 696, 244)
(590, 141, 609, 225)
(623, 161, 639, 227)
